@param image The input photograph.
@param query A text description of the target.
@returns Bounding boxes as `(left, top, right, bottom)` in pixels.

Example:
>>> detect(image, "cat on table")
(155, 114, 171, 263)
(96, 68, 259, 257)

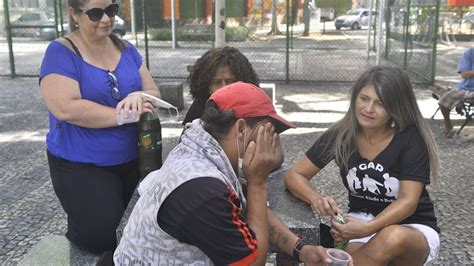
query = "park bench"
(429, 84, 473, 135)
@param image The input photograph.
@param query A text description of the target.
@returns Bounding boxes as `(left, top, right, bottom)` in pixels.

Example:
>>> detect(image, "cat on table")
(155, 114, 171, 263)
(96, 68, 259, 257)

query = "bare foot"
(444, 126, 455, 139)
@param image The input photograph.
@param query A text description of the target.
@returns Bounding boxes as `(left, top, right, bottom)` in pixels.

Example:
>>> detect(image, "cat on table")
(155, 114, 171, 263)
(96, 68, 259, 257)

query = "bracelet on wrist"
(292, 238, 306, 263)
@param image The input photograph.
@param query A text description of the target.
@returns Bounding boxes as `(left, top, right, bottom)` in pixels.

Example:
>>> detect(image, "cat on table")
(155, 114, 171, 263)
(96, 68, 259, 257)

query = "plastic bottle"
(334, 242, 348, 251)
(333, 213, 348, 251)
(138, 112, 162, 179)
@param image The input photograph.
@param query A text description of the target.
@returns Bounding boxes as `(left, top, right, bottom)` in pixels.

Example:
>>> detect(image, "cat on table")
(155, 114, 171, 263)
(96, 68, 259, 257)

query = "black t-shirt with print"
(306, 126, 440, 233)
(158, 177, 258, 265)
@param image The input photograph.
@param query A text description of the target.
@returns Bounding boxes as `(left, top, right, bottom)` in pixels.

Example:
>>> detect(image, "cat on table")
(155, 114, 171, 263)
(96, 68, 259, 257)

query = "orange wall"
(206, 0, 212, 18)
(123, 0, 131, 21)
(163, 0, 181, 19)
(448, 0, 474, 6)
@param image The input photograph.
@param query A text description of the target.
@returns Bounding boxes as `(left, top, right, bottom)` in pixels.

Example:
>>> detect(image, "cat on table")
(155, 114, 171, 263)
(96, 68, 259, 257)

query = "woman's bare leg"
(346, 242, 365, 254)
(349, 225, 429, 266)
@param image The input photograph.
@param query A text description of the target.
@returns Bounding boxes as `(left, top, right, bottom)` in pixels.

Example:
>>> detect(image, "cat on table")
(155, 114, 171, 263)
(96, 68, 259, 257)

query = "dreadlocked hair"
(188, 46, 260, 100)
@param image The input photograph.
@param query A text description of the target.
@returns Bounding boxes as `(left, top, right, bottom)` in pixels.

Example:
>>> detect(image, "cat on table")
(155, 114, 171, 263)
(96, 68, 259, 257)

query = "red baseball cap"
(209, 82, 295, 133)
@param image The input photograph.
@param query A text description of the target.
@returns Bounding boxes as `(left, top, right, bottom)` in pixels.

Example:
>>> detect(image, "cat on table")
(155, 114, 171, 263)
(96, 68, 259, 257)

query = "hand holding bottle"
(311, 195, 341, 217)
(116, 92, 156, 125)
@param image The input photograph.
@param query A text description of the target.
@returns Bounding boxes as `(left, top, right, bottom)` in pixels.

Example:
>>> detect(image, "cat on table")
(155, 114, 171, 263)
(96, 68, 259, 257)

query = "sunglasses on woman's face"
(79, 3, 119, 22)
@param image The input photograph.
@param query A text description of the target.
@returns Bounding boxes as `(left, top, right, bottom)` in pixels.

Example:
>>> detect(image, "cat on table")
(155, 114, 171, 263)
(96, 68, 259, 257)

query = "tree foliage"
(317, 0, 352, 16)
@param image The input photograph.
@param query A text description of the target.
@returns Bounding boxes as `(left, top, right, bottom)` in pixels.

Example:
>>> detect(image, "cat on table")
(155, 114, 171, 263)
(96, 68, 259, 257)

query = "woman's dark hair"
(201, 101, 267, 141)
(68, 0, 125, 51)
(188, 46, 260, 100)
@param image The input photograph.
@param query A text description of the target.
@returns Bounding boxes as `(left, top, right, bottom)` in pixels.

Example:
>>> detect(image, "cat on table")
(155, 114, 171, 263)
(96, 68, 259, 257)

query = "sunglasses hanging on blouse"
(107, 71, 121, 101)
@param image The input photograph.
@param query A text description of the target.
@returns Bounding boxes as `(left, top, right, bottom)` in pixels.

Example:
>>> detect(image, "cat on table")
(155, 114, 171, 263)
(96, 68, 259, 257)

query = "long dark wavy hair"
(68, 0, 125, 51)
(323, 65, 439, 178)
(188, 46, 260, 100)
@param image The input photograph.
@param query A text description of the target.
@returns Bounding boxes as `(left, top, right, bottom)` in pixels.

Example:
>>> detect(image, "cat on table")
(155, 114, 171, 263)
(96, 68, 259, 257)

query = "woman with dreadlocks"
(182, 46, 260, 125)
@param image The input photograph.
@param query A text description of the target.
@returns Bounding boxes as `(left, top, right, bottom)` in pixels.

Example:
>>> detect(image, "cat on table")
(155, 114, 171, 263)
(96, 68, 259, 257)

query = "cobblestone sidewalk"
(0, 77, 473, 264)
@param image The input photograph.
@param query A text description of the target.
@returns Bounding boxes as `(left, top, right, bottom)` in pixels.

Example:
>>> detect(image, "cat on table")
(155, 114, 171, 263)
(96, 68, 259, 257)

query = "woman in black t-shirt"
(182, 46, 260, 126)
(284, 66, 441, 265)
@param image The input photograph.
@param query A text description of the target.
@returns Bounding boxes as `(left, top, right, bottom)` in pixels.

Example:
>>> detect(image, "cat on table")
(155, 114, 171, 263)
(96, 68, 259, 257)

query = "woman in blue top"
(39, 0, 160, 254)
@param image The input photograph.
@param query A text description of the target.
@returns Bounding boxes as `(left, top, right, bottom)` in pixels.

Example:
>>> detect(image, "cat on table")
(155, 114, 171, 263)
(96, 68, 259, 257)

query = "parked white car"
(335, 8, 370, 30)
(10, 12, 56, 40)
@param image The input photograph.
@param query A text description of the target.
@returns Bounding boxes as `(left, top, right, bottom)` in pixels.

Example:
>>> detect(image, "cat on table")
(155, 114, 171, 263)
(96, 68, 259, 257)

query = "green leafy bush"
(149, 26, 250, 42)
(317, 0, 352, 16)
(149, 28, 172, 41)
(225, 26, 250, 42)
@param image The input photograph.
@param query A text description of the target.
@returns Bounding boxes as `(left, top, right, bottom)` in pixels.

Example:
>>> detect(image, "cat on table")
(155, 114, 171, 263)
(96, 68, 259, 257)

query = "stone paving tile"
(0, 78, 473, 264)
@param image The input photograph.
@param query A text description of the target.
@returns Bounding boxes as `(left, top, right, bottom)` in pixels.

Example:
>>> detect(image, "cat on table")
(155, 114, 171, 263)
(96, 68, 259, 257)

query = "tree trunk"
(303, 0, 310, 36)
(268, 0, 281, 35)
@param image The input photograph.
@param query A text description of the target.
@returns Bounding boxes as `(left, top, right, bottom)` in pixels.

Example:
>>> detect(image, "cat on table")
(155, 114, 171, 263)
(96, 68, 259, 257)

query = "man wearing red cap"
(114, 82, 331, 265)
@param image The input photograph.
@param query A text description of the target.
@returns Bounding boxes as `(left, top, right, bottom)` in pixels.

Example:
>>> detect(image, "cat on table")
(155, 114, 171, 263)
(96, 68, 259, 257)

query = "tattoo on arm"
(269, 223, 289, 251)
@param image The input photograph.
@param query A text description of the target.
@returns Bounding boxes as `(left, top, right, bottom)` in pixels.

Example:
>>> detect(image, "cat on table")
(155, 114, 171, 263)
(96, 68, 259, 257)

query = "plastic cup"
(326, 248, 352, 266)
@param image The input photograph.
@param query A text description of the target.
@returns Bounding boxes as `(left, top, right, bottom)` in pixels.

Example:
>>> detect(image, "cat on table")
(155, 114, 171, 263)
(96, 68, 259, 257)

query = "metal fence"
(385, 0, 440, 83)
(1, 0, 447, 83)
(1, 0, 61, 77)
(435, 4, 474, 86)
(135, 0, 380, 82)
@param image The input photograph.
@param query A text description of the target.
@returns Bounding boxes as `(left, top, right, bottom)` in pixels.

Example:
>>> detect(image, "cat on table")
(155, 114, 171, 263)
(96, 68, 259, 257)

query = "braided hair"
(188, 46, 259, 100)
